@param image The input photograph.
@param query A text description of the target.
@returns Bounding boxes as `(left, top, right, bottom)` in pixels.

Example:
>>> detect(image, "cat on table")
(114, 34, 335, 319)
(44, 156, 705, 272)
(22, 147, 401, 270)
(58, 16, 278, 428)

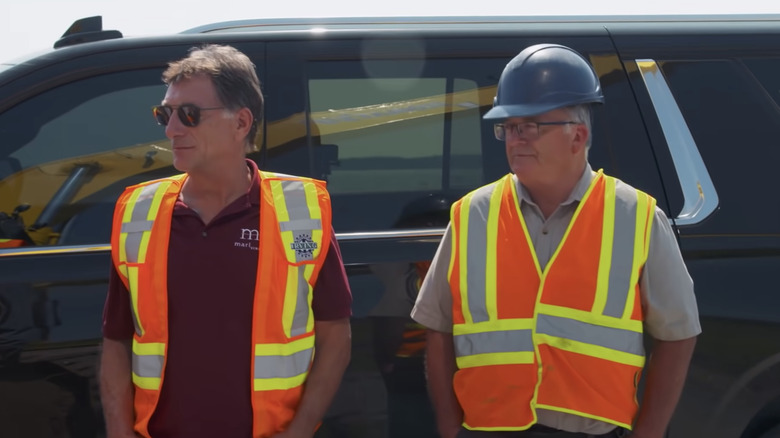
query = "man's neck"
(523, 164, 586, 220)
(180, 159, 252, 222)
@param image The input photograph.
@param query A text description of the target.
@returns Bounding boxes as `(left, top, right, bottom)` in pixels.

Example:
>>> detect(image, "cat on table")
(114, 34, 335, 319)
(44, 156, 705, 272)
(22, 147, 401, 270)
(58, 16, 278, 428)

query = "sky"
(3, 0, 780, 63)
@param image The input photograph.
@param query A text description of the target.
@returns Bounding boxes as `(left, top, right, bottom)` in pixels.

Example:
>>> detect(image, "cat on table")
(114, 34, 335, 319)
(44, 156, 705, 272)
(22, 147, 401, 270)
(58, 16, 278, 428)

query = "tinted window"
(0, 69, 173, 247)
(659, 58, 780, 233)
(308, 75, 483, 196)
(264, 39, 665, 234)
(263, 56, 511, 233)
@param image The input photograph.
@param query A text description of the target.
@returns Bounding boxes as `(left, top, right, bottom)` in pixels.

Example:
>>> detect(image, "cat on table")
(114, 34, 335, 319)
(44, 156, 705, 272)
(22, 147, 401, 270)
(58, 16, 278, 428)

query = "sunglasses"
(152, 104, 225, 127)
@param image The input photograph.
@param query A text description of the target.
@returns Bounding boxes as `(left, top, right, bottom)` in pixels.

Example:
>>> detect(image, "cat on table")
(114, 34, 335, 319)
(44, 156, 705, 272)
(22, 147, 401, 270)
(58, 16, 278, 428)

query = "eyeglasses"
(152, 104, 226, 127)
(494, 121, 580, 141)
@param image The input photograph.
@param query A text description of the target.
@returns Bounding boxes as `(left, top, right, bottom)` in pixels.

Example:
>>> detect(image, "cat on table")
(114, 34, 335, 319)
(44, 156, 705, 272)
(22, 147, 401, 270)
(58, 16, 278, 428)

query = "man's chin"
(171, 158, 190, 173)
(510, 161, 538, 177)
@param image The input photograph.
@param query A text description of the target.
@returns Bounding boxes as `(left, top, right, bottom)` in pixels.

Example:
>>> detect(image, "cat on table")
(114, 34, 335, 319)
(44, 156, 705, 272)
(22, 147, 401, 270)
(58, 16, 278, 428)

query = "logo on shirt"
(240, 228, 259, 241)
(234, 228, 259, 251)
(290, 233, 317, 259)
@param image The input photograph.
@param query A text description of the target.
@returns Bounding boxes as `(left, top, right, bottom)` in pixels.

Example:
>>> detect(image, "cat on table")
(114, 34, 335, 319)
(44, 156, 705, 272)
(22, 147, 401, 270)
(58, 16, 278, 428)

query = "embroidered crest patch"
(290, 233, 318, 259)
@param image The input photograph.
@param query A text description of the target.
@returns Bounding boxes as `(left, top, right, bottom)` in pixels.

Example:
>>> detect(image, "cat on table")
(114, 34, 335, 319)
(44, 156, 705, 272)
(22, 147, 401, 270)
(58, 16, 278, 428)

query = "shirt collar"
(246, 158, 261, 206)
(513, 163, 595, 209)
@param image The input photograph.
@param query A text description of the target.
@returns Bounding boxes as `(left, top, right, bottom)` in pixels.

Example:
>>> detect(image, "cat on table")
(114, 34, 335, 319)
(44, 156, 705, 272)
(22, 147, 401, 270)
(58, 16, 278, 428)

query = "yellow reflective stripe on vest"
(457, 184, 497, 325)
(132, 341, 165, 390)
(283, 263, 315, 337)
(484, 180, 504, 322)
(592, 177, 617, 315)
(269, 179, 323, 263)
(535, 303, 645, 367)
(266, 176, 322, 338)
(592, 179, 654, 319)
(254, 336, 314, 391)
(453, 319, 535, 368)
(628, 192, 655, 318)
(537, 314, 643, 355)
(120, 181, 171, 264)
(595, 177, 640, 317)
(119, 180, 173, 337)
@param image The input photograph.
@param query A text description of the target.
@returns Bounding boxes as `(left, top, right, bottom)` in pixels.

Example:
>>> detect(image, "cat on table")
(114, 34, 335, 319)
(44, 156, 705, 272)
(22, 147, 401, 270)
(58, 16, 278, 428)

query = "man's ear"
(235, 107, 254, 141)
(571, 122, 589, 154)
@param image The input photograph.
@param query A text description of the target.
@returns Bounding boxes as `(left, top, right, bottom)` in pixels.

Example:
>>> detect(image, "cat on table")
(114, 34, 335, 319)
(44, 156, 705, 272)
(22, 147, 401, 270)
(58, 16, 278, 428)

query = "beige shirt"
(411, 165, 701, 434)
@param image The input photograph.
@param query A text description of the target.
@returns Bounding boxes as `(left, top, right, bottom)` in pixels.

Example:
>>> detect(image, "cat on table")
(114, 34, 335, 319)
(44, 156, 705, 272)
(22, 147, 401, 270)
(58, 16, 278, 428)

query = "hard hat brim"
(483, 102, 565, 120)
(483, 98, 604, 121)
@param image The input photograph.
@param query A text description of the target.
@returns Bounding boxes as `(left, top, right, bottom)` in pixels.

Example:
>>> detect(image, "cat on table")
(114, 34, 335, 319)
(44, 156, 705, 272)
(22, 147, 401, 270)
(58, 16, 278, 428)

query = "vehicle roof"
(182, 14, 780, 34)
(2, 13, 780, 90)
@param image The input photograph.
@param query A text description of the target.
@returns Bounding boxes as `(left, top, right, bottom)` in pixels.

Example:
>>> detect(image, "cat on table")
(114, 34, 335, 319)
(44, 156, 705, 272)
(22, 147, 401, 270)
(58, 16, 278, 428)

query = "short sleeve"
(102, 262, 136, 340)
(311, 227, 353, 321)
(640, 207, 702, 341)
(411, 224, 454, 333)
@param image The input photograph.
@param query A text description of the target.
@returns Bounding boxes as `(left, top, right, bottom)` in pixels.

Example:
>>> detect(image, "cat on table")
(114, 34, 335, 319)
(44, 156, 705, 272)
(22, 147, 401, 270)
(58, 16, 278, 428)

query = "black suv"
(1, 14, 780, 438)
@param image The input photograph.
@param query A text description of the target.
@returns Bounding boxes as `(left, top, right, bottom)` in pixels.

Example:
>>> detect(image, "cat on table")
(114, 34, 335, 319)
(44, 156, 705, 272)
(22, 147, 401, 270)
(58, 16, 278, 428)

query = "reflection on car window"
(265, 58, 512, 233)
(309, 77, 483, 195)
(0, 70, 174, 247)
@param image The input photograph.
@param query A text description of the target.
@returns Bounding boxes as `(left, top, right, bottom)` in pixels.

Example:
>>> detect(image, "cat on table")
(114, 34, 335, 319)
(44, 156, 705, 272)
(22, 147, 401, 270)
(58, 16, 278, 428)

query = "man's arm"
(631, 336, 697, 438)
(426, 329, 463, 438)
(100, 338, 139, 438)
(277, 318, 351, 437)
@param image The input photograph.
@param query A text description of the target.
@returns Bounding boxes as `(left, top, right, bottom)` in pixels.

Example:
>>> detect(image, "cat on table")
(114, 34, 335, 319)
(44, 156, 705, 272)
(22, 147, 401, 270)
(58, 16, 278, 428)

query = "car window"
(0, 69, 174, 247)
(263, 55, 516, 233)
(263, 46, 661, 233)
(659, 58, 780, 233)
(308, 75, 483, 196)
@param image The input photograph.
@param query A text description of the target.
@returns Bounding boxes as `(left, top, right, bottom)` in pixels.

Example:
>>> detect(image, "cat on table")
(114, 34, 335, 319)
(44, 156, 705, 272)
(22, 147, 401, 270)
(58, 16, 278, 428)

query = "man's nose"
(165, 111, 186, 139)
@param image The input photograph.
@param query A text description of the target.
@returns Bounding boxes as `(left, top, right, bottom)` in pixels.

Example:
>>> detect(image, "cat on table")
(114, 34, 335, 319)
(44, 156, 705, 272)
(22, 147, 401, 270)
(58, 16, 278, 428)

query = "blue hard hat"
(483, 44, 605, 120)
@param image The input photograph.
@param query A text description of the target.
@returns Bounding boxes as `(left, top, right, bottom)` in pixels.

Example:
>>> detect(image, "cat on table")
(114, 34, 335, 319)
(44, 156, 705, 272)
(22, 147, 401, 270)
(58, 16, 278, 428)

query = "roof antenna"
(54, 16, 123, 49)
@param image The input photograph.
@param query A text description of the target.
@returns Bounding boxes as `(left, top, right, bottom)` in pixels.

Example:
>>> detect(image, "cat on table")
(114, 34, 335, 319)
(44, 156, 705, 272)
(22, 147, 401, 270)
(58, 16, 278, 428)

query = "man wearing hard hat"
(411, 44, 700, 438)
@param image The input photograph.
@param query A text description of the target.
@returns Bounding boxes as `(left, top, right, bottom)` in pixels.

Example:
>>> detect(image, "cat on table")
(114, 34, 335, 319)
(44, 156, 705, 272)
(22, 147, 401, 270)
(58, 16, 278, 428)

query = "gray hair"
(566, 104, 593, 150)
(163, 44, 263, 151)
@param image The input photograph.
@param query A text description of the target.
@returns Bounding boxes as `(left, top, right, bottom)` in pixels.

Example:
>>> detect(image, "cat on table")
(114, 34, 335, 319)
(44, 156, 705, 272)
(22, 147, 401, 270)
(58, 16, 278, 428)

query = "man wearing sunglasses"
(100, 45, 352, 438)
(412, 44, 700, 438)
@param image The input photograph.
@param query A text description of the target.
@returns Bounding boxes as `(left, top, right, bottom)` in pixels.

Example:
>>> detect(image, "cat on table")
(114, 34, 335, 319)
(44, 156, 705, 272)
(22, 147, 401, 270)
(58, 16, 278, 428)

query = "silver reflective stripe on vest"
(254, 347, 313, 379)
(464, 184, 498, 324)
(536, 314, 644, 356)
(280, 219, 322, 232)
(123, 183, 163, 264)
(454, 329, 534, 356)
(132, 353, 164, 378)
(121, 221, 154, 234)
(291, 267, 310, 337)
(277, 179, 322, 336)
(602, 188, 639, 318)
(279, 180, 322, 263)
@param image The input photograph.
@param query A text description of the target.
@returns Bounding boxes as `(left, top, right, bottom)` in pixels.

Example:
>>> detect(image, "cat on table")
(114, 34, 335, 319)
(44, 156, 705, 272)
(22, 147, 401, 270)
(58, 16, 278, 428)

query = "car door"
(611, 25, 780, 438)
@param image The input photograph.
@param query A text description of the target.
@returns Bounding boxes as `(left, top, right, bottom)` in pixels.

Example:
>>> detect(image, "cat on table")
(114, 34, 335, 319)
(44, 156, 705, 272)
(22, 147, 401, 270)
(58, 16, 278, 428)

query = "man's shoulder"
(604, 174, 671, 225)
(457, 174, 511, 205)
(124, 174, 186, 193)
(258, 170, 318, 181)
(257, 170, 327, 187)
(604, 174, 655, 202)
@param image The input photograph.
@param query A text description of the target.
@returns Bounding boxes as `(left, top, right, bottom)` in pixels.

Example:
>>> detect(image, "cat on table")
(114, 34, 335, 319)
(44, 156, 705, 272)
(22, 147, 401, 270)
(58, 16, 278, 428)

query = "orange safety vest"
(449, 170, 655, 431)
(110, 170, 332, 438)
(0, 238, 25, 248)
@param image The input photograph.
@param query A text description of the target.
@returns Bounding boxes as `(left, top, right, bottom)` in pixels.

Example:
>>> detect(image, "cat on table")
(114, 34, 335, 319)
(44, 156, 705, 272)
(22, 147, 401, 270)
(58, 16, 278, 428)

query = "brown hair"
(163, 44, 263, 150)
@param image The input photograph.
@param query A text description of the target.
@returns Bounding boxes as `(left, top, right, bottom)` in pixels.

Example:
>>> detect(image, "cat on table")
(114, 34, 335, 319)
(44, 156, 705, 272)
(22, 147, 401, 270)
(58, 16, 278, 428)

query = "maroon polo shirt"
(102, 160, 352, 438)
